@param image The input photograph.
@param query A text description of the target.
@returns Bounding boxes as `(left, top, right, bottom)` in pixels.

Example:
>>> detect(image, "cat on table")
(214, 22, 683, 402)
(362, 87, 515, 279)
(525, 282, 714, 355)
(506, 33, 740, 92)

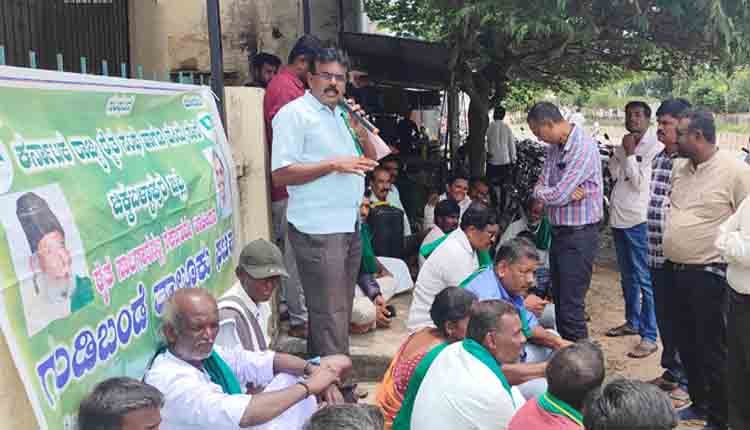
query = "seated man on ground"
(463, 237, 572, 399)
(145, 288, 348, 430)
(351, 191, 402, 334)
(304, 405, 384, 430)
(499, 198, 552, 295)
(78, 377, 163, 430)
(216, 238, 353, 396)
(397, 300, 527, 430)
(376, 287, 476, 429)
(509, 342, 605, 430)
(407, 202, 496, 332)
(584, 379, 678, 430)
(468, 176, 491, 206)
(423, 172, 472, 230)
(371, 165, 411, 237)
(419, 199, 460, 268)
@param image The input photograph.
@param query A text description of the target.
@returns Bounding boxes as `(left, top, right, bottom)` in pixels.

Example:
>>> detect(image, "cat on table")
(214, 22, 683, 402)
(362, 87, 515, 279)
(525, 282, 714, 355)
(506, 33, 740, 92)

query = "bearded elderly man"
(144, 288, 350, 430)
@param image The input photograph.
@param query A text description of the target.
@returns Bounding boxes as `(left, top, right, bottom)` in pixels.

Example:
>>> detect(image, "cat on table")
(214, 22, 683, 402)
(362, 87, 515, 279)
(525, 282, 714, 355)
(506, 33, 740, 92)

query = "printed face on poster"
(0, 66, 239, 429)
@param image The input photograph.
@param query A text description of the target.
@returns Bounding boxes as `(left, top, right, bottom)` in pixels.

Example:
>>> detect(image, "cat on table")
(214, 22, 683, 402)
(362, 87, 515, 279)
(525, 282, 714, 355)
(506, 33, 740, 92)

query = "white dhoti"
(351, 276, 398, 327)
(377, 256, 414, 295)
(251, 373, 317, 430)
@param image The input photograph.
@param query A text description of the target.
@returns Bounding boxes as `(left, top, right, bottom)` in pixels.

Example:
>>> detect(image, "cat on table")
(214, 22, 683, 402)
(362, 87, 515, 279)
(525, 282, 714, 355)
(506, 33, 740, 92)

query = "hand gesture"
(332, 156, 378, 176)
(305, 365, 340, 395)
(571, 186, 586, 201)
(524, 294, 549, 318)
(374, 295, 392, 328)
(622, 133, 639, 156)
(320, 384, 345, 405)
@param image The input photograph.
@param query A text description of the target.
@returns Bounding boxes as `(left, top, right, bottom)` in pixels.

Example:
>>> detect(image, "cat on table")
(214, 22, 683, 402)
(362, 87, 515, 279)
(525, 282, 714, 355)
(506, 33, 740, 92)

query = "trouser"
(650, 267, 688, 388)
(271, 199, 307, 327)
(668, 263, 728, 426)
(550, 223, 599, 341)
(728, 288, 750, 430)
(487, 163, 512, 209)
(351, 275, 397, 327)
(289, 223, 361, 356)
(612, 223, 657, 342)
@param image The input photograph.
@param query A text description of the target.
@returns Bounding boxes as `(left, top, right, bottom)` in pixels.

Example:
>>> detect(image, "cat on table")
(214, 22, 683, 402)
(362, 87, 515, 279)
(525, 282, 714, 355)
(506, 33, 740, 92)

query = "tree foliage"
(364, 0, 750, 174)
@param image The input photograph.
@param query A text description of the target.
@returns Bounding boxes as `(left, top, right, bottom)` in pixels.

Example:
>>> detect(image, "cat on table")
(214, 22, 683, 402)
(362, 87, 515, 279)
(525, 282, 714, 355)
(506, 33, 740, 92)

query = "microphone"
(338, 100, 379, 134)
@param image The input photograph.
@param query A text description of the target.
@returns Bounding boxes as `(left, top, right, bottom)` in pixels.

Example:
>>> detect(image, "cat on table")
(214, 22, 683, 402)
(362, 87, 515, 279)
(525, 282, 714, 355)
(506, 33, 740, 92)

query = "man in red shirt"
(263, 34, 322, 338)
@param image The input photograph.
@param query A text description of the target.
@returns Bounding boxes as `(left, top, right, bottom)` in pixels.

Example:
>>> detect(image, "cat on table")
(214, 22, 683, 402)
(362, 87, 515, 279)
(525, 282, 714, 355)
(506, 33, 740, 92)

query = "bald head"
(162, 288, 219, 364)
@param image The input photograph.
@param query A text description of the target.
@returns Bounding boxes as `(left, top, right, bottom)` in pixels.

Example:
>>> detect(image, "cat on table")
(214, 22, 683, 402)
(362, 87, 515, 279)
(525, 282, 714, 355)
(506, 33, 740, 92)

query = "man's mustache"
(324, 86, 339, 94)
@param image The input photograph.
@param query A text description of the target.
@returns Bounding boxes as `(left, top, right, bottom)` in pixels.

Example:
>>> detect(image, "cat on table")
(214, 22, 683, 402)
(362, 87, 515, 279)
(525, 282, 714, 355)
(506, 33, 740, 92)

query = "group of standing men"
(532, 98, 750, 430)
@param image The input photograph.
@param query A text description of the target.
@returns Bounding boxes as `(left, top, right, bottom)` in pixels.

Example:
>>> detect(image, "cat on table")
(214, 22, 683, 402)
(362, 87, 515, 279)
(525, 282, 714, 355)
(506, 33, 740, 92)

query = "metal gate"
(0, 0, 129, 73)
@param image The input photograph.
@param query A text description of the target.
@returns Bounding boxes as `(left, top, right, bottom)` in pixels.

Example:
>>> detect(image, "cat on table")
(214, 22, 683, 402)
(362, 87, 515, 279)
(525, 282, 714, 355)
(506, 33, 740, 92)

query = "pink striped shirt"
(533, 125, 603, 226)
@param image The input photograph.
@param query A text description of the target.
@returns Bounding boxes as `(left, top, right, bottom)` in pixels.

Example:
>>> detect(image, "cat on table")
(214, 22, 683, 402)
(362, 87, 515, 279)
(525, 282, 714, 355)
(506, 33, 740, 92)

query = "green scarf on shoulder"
(360, 223, 378, 274)
(392, 343, 448, 430)
(537, 391, 583, 427)
(154, 345, 242, 395)
(533, 216, 552, 251)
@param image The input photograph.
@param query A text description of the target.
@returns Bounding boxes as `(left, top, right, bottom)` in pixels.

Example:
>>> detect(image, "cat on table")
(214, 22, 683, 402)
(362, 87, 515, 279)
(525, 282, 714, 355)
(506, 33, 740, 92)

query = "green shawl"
(532, 216, 552, 251)
(393, 339, 514, 430)
(420, 234, 492, 268)
(537, 391, 583, 426)
(360, 223, 378, 274)
(155, 346, 242, 395)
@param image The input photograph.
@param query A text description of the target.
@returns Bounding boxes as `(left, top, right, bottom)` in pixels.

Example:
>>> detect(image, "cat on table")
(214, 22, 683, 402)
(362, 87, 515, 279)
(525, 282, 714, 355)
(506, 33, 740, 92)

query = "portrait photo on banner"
(0, 183, 93, 337)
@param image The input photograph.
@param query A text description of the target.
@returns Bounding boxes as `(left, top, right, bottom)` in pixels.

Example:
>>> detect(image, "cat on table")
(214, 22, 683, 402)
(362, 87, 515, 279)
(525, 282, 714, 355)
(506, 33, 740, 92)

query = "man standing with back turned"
(528, 102, 603, 342)
(271, 48, 379, 356)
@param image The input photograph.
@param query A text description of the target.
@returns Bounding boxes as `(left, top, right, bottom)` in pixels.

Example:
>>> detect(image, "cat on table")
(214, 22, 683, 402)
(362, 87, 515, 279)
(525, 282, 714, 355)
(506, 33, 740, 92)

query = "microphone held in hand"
(338, 100, 378, 133)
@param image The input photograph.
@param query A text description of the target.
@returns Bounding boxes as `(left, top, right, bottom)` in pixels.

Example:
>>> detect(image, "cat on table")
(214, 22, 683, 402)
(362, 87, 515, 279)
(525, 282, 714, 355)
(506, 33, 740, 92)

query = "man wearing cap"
(16, 191, 94, 336)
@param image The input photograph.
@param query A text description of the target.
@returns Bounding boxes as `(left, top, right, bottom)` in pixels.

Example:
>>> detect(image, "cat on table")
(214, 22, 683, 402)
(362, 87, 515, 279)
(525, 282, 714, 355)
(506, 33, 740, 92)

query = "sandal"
(669, 387, 691, 411)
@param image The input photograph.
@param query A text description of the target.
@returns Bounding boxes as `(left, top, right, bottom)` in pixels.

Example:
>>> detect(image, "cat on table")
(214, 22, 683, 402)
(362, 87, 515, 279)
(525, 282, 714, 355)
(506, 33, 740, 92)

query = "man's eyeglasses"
(313, 72, 347, 83)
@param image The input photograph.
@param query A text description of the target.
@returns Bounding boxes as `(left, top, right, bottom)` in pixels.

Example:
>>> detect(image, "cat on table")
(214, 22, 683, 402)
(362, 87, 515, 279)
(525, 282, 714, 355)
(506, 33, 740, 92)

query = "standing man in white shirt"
(145, 288, 349, 430)
(605, 101, 663, 359)
(716, 194, 750, 430)
(486, 107, 516, 209)
(408, 202, 496, 331)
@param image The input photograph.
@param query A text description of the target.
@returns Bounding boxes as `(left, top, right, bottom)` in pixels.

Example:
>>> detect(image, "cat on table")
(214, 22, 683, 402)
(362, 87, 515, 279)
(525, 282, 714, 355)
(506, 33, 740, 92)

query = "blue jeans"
(612, 223, 657, 342)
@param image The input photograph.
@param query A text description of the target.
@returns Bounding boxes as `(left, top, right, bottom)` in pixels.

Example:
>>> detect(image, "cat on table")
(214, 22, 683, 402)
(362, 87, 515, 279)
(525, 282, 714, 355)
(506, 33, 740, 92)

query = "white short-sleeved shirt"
(407, 228, 478, 331)
(411, 342, 521, 430)
(423, 193, 471, 231)
(144, 347, 275, 430)
(271, 91, 364, 234)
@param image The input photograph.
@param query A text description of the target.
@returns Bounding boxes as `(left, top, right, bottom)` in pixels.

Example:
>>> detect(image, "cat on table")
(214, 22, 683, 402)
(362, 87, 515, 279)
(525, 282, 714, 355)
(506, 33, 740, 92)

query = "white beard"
(32, 272, 74, 304)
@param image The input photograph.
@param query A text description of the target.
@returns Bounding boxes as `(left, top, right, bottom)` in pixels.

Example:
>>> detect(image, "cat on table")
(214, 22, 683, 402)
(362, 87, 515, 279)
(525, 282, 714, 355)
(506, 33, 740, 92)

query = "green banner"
(0, 69, 237, 429)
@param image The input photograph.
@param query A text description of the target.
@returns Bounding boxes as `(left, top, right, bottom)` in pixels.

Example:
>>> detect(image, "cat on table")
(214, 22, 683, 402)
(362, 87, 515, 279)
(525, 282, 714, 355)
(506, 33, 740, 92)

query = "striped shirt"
(646, 150, 673, 269)
(534, 125, 603, 226)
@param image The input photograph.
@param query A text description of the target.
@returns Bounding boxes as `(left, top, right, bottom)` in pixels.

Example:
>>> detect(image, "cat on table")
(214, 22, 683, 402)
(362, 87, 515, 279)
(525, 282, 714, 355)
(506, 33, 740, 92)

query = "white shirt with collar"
(407, 228, 478, 331)
(609, 127, 664, 229)
(216, 283, 272, 352)
(423, 193, 471, 231)
(486, 119, 517, 166)
(144, 347, 275, 430)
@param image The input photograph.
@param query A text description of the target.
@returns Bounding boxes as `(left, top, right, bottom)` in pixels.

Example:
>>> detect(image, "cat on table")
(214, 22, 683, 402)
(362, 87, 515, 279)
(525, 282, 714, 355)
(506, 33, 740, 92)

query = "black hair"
(546, 341, 605, 411)
(460, 202, 497, 231)
(78, 377, 164, 430)
(584, 379, 678, 430)
(527, 102, 564, 124)
(466, 299, 518, 344)
(252, 52, 281, 70)
(304, 404, 384, 430)
(625, 100, 652, 118)
(494, 237, 539, 265)
(430, 287, 476, 337)
(469, 176, 489, 189)
(655, 98, 692, 119)
(434, 199, 460, 219)
(494, 106, 506, 120)
(310, 47, 350, 74)
(380, 154, 401, 167)
(448, 171, 470, 186)
(685, 109, 717, 144)
(288, 34, 323, 65)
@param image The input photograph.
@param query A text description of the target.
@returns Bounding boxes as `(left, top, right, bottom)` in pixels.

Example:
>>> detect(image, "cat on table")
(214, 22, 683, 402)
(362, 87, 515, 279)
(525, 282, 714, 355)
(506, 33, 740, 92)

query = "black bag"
(367, 204, 405, 258)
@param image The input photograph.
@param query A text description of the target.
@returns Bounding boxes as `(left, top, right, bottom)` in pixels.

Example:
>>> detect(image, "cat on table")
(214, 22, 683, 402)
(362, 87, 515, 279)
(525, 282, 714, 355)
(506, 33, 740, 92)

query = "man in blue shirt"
(271, 47, 379, 356)
(463, 237, 572, 399)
